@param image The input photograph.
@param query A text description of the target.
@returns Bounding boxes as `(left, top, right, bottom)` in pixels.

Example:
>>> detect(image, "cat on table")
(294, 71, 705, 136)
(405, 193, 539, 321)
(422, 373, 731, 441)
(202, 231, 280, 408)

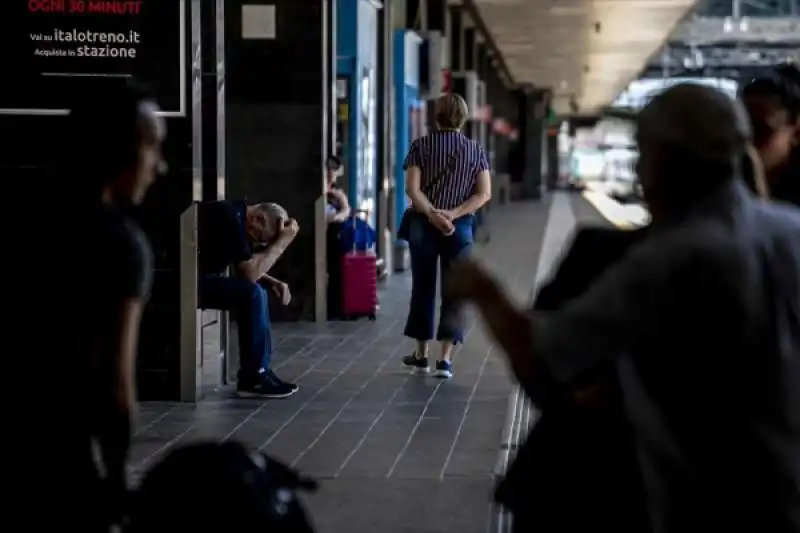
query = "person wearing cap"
(449, 84, 800, 533)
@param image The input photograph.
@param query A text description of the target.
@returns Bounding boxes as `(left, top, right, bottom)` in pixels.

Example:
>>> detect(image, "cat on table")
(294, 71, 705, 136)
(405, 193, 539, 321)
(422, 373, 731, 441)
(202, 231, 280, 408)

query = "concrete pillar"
(224, 0, 332, 322)
(546, 125, 559, 190)
(448, 4, 464, 74)
(517, 88, 548, 200)
(418, 0, 448, 131)
(377, 0, 394, 272)
(463, 26, 476, 72)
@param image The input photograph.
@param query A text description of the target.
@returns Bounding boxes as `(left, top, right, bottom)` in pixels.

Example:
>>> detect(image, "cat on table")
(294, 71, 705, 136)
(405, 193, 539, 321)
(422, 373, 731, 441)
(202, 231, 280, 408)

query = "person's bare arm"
(471, 276, 538, 382)
(238, 220, 299, 283)
(260, 273, 281, 284)
(406, 166, 454, 233)
(332, 189, 352, 221)
(326, 189, 351, 223)
(406, 166, 435, 216)
(449, 169, 492, 219)
(94, 298, 143, 497)
(239, 239, 292, 282)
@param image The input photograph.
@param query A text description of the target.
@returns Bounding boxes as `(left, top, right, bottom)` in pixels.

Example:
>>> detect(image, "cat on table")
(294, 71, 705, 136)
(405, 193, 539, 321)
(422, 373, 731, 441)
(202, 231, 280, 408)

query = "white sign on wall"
(242, 5, 276, 40)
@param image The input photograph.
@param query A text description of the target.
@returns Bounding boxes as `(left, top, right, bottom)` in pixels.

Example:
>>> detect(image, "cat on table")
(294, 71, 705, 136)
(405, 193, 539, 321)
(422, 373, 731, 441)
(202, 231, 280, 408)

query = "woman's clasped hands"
(427, 208, 456, 236)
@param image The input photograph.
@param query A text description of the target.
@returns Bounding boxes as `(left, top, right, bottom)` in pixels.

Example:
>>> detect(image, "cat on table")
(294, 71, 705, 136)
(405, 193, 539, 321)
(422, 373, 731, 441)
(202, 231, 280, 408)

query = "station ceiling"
(473, 0, 700, 115)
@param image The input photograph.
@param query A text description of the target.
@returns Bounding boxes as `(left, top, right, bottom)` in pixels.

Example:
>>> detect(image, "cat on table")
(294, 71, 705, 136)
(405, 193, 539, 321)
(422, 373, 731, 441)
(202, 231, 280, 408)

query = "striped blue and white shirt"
(402, 130, 490, 210)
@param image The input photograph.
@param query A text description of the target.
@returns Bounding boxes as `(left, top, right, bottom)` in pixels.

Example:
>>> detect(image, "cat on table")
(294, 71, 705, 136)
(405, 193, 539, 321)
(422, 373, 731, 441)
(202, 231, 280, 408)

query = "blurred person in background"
(450, 84, 800, 533)
(325, 155, 351, 224)
(741, 64, 799, 205)
(59, 80, 165, 531)
(400, 93, 492, 379)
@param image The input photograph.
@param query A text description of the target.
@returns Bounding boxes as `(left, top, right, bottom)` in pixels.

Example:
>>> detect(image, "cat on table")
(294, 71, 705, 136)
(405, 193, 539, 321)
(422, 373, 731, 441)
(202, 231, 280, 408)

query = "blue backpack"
(339, 216, 377, 252)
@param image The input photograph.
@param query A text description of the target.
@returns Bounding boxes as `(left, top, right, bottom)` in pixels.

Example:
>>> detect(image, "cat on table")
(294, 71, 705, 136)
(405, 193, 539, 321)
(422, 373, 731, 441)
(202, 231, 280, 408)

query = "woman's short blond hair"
(435, 93, 469, 130)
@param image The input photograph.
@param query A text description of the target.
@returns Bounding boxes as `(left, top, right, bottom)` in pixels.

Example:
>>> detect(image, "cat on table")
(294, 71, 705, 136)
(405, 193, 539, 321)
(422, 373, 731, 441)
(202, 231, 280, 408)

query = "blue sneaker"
(433, 360, 453, 379)
(402, 353, 430, 374)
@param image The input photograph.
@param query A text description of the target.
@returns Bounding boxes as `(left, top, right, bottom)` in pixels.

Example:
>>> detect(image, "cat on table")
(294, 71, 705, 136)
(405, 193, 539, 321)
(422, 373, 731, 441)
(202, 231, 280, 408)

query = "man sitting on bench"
(198, 200, 300, 398)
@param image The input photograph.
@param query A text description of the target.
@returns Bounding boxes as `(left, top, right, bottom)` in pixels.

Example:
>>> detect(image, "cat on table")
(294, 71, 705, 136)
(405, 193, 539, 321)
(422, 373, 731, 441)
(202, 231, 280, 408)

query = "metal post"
(179, 204, 202, 402)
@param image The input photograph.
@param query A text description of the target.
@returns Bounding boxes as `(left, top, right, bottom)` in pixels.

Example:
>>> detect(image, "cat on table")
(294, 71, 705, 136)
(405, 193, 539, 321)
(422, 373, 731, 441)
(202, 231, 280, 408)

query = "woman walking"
(401, 93, 492, 378)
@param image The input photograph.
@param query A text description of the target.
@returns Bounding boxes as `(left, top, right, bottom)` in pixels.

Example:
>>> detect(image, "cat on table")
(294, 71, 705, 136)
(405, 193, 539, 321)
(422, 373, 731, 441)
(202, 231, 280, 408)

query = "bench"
(178, 204, 238, 402)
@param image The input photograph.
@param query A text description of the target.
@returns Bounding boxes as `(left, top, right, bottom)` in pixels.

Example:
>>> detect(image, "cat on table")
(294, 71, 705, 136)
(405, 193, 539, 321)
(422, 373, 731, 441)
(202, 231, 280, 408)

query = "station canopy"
(474, 0, 699, 115)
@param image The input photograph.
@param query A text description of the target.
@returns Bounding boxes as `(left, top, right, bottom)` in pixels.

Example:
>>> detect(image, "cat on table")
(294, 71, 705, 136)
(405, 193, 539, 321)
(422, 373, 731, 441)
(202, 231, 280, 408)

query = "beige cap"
(637, 83, 751, 164)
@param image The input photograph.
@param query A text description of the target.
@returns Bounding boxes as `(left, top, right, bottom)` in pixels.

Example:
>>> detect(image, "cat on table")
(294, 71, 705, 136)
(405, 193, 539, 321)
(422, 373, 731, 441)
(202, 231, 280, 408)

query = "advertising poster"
(0, 0, 185, 115)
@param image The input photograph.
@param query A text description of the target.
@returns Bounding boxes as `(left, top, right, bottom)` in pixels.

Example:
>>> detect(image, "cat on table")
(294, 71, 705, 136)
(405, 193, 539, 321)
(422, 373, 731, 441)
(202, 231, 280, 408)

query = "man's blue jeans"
(404, 214, 474, 343)
(199, 276, 272, 382)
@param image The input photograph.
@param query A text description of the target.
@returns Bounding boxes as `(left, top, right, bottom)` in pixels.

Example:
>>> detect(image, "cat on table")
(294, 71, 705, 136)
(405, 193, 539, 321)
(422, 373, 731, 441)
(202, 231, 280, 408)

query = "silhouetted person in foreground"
(131, 442, 317, 533)
(496, 224, 650, 533)
(451, 84, 800, 533)
(58, 81, 165, 531)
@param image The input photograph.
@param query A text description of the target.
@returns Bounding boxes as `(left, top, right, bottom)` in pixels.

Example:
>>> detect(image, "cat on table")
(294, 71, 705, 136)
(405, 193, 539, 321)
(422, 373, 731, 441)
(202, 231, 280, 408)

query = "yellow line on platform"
(581, 189, 650, 230)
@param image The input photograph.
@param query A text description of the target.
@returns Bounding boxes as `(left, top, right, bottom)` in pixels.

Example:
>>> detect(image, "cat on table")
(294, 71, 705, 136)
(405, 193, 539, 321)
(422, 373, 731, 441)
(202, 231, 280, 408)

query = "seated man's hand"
(280, 218, 300, 240)
(270, 279, 292, 306)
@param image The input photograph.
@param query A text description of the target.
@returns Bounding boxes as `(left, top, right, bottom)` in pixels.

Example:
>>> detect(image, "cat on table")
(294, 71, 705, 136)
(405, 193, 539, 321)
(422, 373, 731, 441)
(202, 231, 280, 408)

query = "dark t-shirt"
(197, 200, 252, 276)
(57, 202, 152, 523)
(69, 203, 153, 373)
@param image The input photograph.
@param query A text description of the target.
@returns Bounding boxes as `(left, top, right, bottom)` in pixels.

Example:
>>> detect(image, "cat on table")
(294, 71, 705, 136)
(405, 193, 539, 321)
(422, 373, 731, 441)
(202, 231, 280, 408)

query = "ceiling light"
(739, 17, 749, 32)
(723, 17, 733, 32)
(548, 5, 584, 16)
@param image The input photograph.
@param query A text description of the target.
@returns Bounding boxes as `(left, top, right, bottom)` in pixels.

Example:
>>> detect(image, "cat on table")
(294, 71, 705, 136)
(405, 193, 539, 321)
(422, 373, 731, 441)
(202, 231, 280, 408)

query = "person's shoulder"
(115, 214, 151, 263)
(199, 199, 243, 221)
(99, 208, 152, 288)
(755, 201, 800, 256)
(612, 220, 713, 279)
(467, 137, 486, 154)
(761, 199, 800, 227)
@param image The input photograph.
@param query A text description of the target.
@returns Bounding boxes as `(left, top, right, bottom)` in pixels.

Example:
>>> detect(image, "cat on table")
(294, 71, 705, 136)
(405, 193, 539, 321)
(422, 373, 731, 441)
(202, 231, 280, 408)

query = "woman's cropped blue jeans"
(404, 213, 474, 344)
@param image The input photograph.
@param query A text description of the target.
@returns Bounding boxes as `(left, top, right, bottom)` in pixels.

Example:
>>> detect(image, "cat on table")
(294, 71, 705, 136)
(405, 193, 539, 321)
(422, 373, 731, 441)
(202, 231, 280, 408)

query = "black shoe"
(267, 370, 299, 392)
(402, 353, 430, 374)
(237, 376, 298, 399)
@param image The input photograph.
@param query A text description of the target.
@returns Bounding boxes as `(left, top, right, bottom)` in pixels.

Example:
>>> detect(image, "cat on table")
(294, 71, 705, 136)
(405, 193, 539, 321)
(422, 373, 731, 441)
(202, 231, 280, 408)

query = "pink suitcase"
(341, 250, 378, 320)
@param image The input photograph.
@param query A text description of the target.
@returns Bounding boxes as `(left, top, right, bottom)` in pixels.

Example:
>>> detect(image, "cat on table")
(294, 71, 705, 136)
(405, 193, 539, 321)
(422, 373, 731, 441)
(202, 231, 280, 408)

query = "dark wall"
(0, 1, 198, 400)
(135, 2, 198, 401)
(224, 0, 327, 321)
(514, 89, 547, 199)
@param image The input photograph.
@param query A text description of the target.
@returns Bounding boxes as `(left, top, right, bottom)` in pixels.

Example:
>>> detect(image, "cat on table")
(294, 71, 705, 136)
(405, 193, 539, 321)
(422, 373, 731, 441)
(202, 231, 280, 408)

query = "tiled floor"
(131, 194, 605, 533)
